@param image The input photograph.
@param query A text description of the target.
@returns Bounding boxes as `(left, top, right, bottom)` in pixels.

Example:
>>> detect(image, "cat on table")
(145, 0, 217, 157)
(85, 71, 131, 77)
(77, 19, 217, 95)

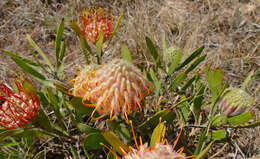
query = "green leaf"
(211, 114, 227, 127)
(47, 89, 65, 128)
(139, 109, 176, 130)
(169, 72, 187, 91)
(227, 111, 253, 125)
(184, 55, 206, 74)
(13, 128, 56, 139)
(175, 46, 204, 71)
(71, 97, 100, 121)
(150, 122, 166, 147)
(83, 132, 108, 150)
(96, 29, 104, 60)
(102, 131, 130, 155)
(54, 81, 71, 95)
(32, 109, 53, 131)
(55, 19, 65, 65)
(194, 125, 208, 155)
(146, 37, 162, 69)
(0, 142, 20, 147)
(167, 49, 183, 75)
(70, 21, 81, 36)
(121, 45, 132, 63)
(0, 129, 23, 142)
(110, 13, 124, 40)
(149, 68, 162, 97)
(57, 41, 66, 68)
(70, 145, 80, 159)
(57, 63, 64, 79)
(2, 50, 40, 66)
(77, 123, 100, 134)
(12, 57, 46, 80)
(197, 141, 214, 159)
(107, 151, 116, 159)
(179, 74, 197, 94)
(208, 130, 227, 140)
(191, 85, 205, 120)
(162, 33, 167, 56)
(206, 67, 223, 102)
(80, 36, 91, 64)
(179, 96, 190, 124)
(26, 34, 54, 71)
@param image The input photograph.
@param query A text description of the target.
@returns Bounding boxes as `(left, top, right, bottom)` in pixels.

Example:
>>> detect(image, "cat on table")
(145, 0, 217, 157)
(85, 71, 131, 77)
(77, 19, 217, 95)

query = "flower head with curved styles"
(0, 80, 39, 129)
(72, 59, 152, 121)
(80, 7, 113, 44)
(123, 143, 187, 159)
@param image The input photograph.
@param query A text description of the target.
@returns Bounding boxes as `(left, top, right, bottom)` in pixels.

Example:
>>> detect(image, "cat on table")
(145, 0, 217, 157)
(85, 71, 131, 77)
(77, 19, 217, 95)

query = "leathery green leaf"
(175, 46, 204, 71)
(96, 29, 104, 60)
(55, 19, 65, 65)
(208, 130, 227, 140)
(12, 57, 46, 80)
(26, 34, 54, 71)
(146, 36, 162, 69)
(102, 131, 130, 155)
(121, 45, 132, 63)
(227, 111, 253, 125)
(150, 122, 166, 147)
(84, 132, 109, 150)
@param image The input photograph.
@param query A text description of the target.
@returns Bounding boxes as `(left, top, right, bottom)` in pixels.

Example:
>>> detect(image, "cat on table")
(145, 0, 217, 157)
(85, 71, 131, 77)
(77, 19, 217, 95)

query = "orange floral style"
(80, 7, 113, 44)
(0, 80, 39, 129)
(72, 59, 152, 121)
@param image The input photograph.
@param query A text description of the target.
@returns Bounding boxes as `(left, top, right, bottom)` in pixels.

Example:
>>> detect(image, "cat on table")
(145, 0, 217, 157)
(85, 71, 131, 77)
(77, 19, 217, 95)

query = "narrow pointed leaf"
(167, 49, 183, 75)
(110, 13, 124, 40)
(84, 132, 109, 150)
(121, 45, 132, 63)
(70, 145, 80, 159)
(2, 50, 40, 66)
(146, 37, 162, 68)
(175, 46, 204, 71)
(77, 123, 100, 134)
(169, 72, 187, 91)
(26, 34, 54, 71)
(55, 19, 65, 65)
(80, 36, 91, 64)
(12, 57, 46, 80)
(150, 122, 166, 147)
(96, 29, 104, 59)
(208, 130, 227, 140)
(184, 55, 206, 74)
(102, 131, 130, 155)
(227, 111, 253, 125)
(197, 141, 214, 159)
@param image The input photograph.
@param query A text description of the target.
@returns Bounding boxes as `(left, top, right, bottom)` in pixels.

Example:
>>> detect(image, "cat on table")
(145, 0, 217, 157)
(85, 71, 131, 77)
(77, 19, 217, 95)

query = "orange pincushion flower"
(72, 59, 152, 120)
(0, 80, 39, 129)
(80, 7, 113, 44)
(123, 143, 187, 159)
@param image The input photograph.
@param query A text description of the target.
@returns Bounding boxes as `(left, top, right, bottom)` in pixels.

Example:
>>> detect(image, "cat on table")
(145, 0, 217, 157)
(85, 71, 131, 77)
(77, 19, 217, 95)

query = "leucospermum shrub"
(0, 6, 259, 159)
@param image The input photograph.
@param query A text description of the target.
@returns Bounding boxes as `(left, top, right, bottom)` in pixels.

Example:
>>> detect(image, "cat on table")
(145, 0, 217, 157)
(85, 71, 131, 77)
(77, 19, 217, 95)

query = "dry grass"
(0, 0, 260, 158)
